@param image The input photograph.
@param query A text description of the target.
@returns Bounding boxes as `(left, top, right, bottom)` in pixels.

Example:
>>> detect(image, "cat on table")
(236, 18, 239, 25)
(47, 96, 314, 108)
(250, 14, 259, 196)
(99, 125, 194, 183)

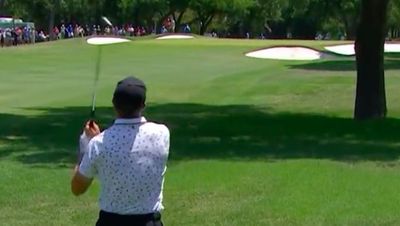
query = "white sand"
(156, 35, 194, 40)
(324, 44, 355, 56)
(87, 37, 130, 45)
(324, 43, 400, 55)
(245, 47, 322, 60)
(385, 43, 400, 53)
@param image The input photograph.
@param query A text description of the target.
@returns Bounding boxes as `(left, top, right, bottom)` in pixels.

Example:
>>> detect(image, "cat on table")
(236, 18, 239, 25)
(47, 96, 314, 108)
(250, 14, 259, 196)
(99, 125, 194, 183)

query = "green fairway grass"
(1, 38, 400, 225)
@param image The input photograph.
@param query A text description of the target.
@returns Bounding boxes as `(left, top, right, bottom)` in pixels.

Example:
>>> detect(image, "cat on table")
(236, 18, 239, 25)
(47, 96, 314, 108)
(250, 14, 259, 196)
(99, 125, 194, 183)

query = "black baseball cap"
(112, 76, 146, 107)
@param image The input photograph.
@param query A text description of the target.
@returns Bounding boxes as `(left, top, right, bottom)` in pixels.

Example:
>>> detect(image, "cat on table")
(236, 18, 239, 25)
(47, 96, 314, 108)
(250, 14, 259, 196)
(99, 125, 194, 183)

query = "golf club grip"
(89, 120, 94, 127)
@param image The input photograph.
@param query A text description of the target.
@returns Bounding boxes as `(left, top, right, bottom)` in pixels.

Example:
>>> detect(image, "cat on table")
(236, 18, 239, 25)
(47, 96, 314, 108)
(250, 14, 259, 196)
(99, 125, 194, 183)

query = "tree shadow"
(289, 59, 400, 71)
(1, 104, 400, 167)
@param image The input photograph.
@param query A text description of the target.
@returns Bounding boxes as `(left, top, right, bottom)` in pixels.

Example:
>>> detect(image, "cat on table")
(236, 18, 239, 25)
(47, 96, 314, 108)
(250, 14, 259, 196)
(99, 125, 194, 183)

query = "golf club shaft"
(90, 45, 102, 120)
(78, 45, 102, 162)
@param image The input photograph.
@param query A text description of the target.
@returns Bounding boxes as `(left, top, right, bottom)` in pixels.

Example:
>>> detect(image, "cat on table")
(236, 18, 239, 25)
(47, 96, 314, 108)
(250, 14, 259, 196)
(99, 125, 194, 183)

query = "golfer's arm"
(71, 166, 93, 196)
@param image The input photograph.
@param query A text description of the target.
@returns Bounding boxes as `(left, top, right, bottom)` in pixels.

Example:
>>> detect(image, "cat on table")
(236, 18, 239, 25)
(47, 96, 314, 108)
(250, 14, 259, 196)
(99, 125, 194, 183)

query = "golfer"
(71, 76, 170, 226)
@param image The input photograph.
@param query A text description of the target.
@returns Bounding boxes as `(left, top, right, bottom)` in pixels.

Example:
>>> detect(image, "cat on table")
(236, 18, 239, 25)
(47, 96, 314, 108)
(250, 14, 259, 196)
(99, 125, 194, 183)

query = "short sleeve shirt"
(79, 117, 170, 215)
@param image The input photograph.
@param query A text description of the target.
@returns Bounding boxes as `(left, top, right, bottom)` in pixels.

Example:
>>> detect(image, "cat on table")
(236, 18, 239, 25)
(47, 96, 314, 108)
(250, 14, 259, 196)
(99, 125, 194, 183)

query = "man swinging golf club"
(71, 76, 170, 226)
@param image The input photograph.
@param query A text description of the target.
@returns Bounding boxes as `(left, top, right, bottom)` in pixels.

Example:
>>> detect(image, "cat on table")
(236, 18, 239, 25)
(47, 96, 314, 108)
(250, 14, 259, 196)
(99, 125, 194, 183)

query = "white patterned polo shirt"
(79, 117, 170, 215)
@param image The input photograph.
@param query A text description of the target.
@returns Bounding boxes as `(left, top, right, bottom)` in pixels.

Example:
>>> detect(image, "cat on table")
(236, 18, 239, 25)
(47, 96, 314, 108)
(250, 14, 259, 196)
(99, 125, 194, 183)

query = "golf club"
(77, 17, 130, 162)
(86, 17, 130, 121)
(102, 16, 113, 27)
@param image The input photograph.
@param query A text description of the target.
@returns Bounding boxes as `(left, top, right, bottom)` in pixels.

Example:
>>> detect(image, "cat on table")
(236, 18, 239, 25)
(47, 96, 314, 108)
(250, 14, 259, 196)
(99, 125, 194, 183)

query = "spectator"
(61, 24, 66, 39)
(161, 26, 168, 34)
(105, 26, 111, 35)
(18, 27, 23, 43)
(85, 24, 90, 36)
(74, 24, 79, 37)
(118, 27, 126, 36)
(0, 29, 4, 47)
(38, 30, 47, 42)
(113, 26, 118, 36)
(67, 24, 74, 38)
(324, 32, 331, 40)
(11, 29, 17, 46)
(78, 26, 85, 37)
(53, 26, 60, 39)
(97, 25, 101, 35)
(184, 24, 191, 33)
(23, 26, 30, 43)
(170, 17, 176, 32)
(31, 28, 36, 44)
(212, 31, 218, 38)
(163, 17, 171, 32)
(128, 25, 134, 36)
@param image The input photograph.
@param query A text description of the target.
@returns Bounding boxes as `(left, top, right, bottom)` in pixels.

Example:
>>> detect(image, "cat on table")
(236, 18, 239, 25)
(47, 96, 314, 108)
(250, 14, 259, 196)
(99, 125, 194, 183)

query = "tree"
(4, 0, 398, 41)
(189, 0, 256, 35)
(216, 0, 254, 37)
(1, 0, 28, 18)
(189, 0, 228, 35)
(168, 0, 191, 32)
(354, 0, 390, 119)
(321, 0, 360, 39)
(118, 0, 137, 22)
(118, 0, 167, 31)
(388, 0, 400, 38)
(0, 0, 6, 15)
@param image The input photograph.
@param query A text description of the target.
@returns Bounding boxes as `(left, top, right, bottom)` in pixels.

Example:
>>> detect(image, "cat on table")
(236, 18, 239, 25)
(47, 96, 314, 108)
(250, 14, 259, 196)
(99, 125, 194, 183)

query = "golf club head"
(102, 16, 113, 27)
(87, 37, 130, 46)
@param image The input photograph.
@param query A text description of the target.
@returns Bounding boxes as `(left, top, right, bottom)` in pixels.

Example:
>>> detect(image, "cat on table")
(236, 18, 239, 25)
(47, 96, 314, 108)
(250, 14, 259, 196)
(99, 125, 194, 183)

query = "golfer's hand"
(84, 121, 100, 139)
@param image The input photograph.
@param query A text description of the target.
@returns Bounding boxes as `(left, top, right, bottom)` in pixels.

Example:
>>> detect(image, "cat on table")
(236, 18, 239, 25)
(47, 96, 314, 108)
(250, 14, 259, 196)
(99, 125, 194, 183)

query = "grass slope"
(1, 38, 400, 226)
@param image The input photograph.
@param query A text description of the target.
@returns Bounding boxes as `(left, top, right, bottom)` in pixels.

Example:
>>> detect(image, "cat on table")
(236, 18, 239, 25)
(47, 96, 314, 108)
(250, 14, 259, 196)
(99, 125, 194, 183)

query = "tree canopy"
(0, 0, 398, 38)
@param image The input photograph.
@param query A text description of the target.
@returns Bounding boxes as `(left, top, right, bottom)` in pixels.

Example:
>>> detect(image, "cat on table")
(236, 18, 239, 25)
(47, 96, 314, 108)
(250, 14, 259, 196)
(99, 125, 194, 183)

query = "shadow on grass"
(289, 59, 400, 71)
(1, 104, 400, 167)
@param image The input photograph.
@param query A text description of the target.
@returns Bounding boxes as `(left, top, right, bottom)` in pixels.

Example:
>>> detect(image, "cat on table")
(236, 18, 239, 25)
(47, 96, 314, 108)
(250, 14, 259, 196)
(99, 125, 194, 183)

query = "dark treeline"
(1, 0, 400, 39)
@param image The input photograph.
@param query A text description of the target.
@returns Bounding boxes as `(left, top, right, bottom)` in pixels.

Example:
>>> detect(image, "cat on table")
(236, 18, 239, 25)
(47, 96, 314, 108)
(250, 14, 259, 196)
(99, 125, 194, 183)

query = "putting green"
(1, 38, 400, 226)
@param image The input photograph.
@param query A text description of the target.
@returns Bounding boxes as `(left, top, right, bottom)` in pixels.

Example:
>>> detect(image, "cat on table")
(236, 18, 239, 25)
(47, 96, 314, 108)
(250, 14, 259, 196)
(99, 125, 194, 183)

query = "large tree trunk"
(199, 21, 206, 35)
(48, 0, 60, 40)
(174, 10, 186, 33)
(342, 16, 357, 40)
(354, 0, 389, 120)
(199, 14, 214, 35)
(48, 7, 55, 40)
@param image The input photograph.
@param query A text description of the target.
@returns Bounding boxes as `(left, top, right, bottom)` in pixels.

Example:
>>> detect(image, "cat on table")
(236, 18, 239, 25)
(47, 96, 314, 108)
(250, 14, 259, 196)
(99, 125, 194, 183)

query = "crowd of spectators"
(160, 17, 192, 34)
(0, 23, 151, 48)
(0, 26, 37, 47)
(1, 16, 201, 48)
(52, 23, 149, 40)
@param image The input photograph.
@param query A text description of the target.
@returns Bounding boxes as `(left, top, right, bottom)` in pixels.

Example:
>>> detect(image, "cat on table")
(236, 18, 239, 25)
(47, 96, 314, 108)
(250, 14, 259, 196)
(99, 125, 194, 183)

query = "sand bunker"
(245, 47, 323, 60)
(324, 44, 355, 56)
(87, 37, 130, 45)
(325, 43, 400, 56)
(156, 35, 194, 40)
(385, 43, 400, 53)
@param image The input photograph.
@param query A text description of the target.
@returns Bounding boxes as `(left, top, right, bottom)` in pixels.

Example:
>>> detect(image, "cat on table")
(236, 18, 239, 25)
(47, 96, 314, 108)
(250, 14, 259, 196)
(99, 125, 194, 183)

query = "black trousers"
(96, 210, 163, 226)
